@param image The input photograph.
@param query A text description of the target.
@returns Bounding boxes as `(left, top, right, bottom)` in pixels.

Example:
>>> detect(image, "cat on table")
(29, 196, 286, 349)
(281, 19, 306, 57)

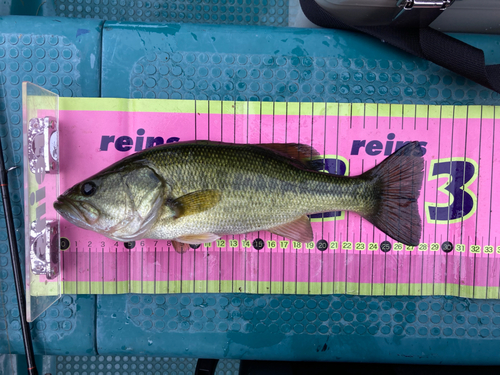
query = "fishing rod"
(0, 137, 38, 375)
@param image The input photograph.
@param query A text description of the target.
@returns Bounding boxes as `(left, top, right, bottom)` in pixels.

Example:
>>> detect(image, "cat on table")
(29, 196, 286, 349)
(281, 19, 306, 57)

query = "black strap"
(299, 0, 500, 94)
(194, 359, 219, 375)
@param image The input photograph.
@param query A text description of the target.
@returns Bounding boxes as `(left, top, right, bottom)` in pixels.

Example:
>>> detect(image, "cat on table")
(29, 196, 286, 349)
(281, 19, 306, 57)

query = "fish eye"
(81, 181, 97, 197)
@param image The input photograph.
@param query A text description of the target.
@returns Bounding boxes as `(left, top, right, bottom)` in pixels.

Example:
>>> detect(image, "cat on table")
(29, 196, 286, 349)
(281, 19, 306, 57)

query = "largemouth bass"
(54, 141, 424, 253)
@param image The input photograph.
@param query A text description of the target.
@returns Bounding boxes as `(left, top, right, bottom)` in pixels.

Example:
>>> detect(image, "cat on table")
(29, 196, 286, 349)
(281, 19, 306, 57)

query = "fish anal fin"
(176, 233, 220, 245)
(268, 215, 313, 243)
(167, 190, 221, 219)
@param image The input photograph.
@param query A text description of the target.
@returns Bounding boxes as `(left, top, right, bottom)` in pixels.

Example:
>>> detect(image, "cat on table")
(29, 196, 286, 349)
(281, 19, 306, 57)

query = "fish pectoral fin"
(177, 233, 220, 244)
(166, 190, 222, 219)
(268, 215, 314, 243)
(172, 233, 220, 253)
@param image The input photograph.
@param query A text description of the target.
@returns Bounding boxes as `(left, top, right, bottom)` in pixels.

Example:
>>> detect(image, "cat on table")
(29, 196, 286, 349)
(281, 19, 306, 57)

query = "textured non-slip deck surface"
(2, 15, 500, 363)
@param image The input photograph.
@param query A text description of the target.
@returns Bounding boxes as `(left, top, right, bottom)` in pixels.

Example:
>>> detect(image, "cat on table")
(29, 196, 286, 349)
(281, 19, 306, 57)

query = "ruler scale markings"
(190, 99, 198, 293)
(446, 106, 459, 297)
(101, 246, 104, 295)
(115, 246, 118, 295)
(309, 102, 314, 295)
(446, 107, 456, 293)
(484, 106, 494, 298)
(432, 106, 442, 244)
(378, 105, 393, 293)
(273, 102, 285, 294)
(256, 101, 262, 294)
(321, 103, 336, 295)
(488, 107, 499, 298)
(436, 106, 454, 295)
(457, 106, 477, 297)
(206, 101, 220, 293)
(220, 101, 234, 294)
(406, 107, 417, 288)
(192, 246, 196, 294)
(88, 245, 92, 294)
(348, 105, 363, 295)
(420, 160, 429, 296)
(333, 103, 340, 294)
(244, 104, 258, 294)
(383, 250, 387, 296)
(141, 246, 144, 294)
(381, 105, 396, 295)
(399, 104, 410, 296)
(420, 105, 430, 295)
(157, 246, 167, 294)
(415, 108, 428, 296)
(473, 106, 487, 298)
(320, 102, 327, 295)
(342, 105, 351, 295)
(65, 236, 76, 294)
(454, 108, 468, 296)
(270, 233, 273, 294)
(145, 245, 156, 294)
(232, 101, 245, 293)
(258, 102, 273, 293)
(51, 100, 500, 297)
(243, 101, 249, 293)
(310, 102, 324, 294)
(298, 102, 311, 294)
(492, 107, 500, 299)
(274, 103, 283, 294)
(153, 246, 156, 294)
(358, 157, 364, 295)
(76, 245, 78, 294)
(167, 246, 171, 294)
(497, 237, 500, 300)
(370, 104, 383, 296)
(345, 103, 352, 295)
(462, 108, 475, 297)
(395, 103, 402, 295)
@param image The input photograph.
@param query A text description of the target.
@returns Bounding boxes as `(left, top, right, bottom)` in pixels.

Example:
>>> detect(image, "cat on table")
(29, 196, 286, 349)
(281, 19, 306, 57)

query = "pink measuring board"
(50, 98, 500, 298)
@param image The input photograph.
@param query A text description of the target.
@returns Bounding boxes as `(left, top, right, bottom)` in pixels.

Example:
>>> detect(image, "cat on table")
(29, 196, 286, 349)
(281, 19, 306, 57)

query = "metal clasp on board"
(28, 116, 58, 174)
(30, 220, 59, 279)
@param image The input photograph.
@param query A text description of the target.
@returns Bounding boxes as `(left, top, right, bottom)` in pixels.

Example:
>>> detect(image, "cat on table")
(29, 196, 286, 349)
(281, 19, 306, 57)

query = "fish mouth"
(54, 197, 93, 230)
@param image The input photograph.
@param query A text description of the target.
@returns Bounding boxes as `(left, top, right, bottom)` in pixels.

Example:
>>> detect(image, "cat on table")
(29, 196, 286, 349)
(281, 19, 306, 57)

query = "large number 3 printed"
(425, 158, 478, 224)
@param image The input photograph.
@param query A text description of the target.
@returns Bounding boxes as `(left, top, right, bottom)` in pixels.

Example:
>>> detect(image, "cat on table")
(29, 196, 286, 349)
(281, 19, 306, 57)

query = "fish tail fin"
(361, 141, 424, 246)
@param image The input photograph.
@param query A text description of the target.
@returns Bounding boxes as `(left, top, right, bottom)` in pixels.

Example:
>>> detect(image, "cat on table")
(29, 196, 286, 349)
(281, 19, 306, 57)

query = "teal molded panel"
(54, 355, 240, 374)
(0, 16, 101, 355)
(0, 294, 96, 355)
(8, 0, 290, 26)
(98, 22, 500, 364)
(97, 294, 500, 364)
(100, 22, 500, 104)
(54, 0, 289, 26)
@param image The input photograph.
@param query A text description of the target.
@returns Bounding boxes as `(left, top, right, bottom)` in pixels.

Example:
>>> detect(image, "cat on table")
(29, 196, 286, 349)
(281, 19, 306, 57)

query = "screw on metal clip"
(397, 0, 454, 11)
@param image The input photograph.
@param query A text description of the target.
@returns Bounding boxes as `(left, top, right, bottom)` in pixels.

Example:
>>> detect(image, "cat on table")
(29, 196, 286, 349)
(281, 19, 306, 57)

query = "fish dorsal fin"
(166, 190, 221, 219)
(268, 215, 314, 243)
(257, 143, 324, 172)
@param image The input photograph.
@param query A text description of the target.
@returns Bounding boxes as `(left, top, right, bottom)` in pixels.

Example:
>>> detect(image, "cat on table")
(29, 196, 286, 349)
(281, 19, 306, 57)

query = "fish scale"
(142, 143, 374, 237)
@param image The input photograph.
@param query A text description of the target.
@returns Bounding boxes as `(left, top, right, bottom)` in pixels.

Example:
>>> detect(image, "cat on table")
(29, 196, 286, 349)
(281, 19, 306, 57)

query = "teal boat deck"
(1, 3, 500, 369)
